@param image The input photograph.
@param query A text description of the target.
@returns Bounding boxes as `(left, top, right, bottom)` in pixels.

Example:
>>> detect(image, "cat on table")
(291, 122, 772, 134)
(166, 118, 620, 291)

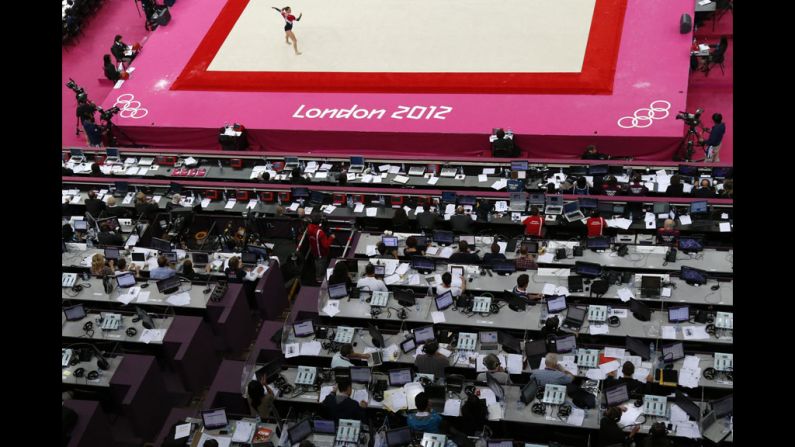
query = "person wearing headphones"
(522, 206, 544, 237)
(481, 243, 506, 266)
(657, 219, 679, 245)
(414, 340, 450, 378)
(448, 240, 480, 264)
(355, 263, 388, 292)
(330, 343, 370, 368)
(540, 316, 563, 338)
(149, 255, 177, 280)
(639, 422, 674, 447)
(626, 174, 649, 196)
(512, 274, 542, 304)
(404, 236, 428, 257)
(246, 368, 275, 420)
(436, 272, 465, 297)
(586, 209, 607, 237)
(90, 253, 115, 277)
(605, 361, 654, 397)
(599, 406, 640, 446)
(224, 256, 248, 283)
(321, 379, 367, 423)
(531, 353, 574, 387)
(476, 354, 512, 384)
(374, 241, 398, 259)
(407, 392, 443, 434)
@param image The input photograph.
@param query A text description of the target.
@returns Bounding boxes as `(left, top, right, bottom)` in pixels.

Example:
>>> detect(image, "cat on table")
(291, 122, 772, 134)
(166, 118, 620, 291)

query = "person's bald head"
(545, 353, 559, 368)
(663, 219, 675, 230)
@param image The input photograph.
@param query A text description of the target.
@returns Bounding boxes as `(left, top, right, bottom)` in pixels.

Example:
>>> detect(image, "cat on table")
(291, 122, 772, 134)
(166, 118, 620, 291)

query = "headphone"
(464, 385, 476, 397)
(702, 368, 716, 380)
(483, 354, 501, 370)
(531, 402, 546, 415)
(607, 316, 621, 327)
(73, 368, 85, 378)
(87, 370, 100, 381)
(126, 327, 138, 337)
(557, 404, 572, 418)
(418, 376, 433, 387)
(705, 324, 716, 335)
(422, 340, 439, 355)
(83, 321, 93, 332)
(397, 308, 408, 319)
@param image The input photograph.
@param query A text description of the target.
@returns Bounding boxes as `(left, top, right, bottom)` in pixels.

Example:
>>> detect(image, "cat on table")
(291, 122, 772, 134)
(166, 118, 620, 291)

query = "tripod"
(677, 124, 704, 162)
(102, 117, 138, 147)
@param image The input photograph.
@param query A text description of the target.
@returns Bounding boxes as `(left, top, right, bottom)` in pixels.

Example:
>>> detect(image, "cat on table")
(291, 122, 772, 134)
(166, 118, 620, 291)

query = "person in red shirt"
(657, 219, 680, 245)
(522, 206, 544, 237)
(307, 213, 335, 283)
(272, 6, 303, 55)
(586, 210, 607, 237)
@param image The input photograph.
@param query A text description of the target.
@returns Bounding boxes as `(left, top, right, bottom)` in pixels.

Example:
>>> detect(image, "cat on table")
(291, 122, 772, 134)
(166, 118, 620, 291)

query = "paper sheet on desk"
(682, 355, 700, 370)
(589, 324, 609, 335)
(619, 405, 643, 428)
(477, 174, 488, 183)
(366, 207, 378, 217)
(352, 389, 369, 405)
(682, 325, 710, 340)
(441, 399, 462, 417)
(174, 423, 191, 440)
(395, 263, 410, 276)
(366, 245, 378, 257)
(566, 408, 585, 426)
(224, 199, 237, 209)
(408, 274, 421, 285)
(617, 288, 634, 302)
(604, 347, 626, 358)
(426, 246, 439, 255)
(353, 203, 365, 213)
(135, 291, 150, 303)
(477, 387, 497, 407)
(383, 389, 408, 412)
(607, 218, 632, 230)
(372, 175, 382, 183)
(427, 176, 439, 185)
(361, 174, 373, 183)
(232, 420, 256, 443)
(670, 404, 690, 423)
(323, 205, 337, 215)
(632, 367, 651, 382)
(506, 354, 524, 374)
(491, 179, 507, 190)
(585, 368, 607, 380)
(537, 268, 570, 277)
(487, 403, 503, 421)
(284, 343, 300, 358)
(678, 367, 701, 388)
(431, 311, 446, 324)
(719, 222, 731, 232)
(319, 385, 334, 403)
(674, 421, 701, 439)
(384, 274, 401, 285)
(300, 341, 323, 356)
(322, 300, 340, 317)
(198, 434, 231, 447)
(382, 344, 400, 362)
(661, 325, 677, 339)
(537, 253, 555, 263)
(393, 175, 410, 184)
(438, 247, 454, 258)
(139, 329, 165, 344)
(166, 292, 191, 306)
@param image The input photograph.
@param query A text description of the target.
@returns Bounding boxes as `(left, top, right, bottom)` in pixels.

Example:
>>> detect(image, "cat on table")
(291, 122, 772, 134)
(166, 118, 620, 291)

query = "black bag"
(569, 388, 596, 409)
(590, 279, 609, 296)
(164, 0, 176, 6)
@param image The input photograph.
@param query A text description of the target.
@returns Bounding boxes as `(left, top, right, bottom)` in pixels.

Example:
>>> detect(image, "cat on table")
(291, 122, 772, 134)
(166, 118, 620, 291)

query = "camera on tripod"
(98, 106, 120, 122)
(66, 78, 87, 101)
(675, 108, 703, 127)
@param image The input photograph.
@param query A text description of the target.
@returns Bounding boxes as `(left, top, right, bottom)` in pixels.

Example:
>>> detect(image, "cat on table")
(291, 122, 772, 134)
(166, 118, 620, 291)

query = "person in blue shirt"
(407, 392, 443, 434)
(703, 113, 726, 163)
(530, 353, 575, 387)
(149, 255, 177, 280)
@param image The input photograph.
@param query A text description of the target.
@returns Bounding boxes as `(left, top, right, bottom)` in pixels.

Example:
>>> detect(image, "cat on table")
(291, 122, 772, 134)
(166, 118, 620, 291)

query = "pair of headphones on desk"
(83, 321, 95, 337)
(272, 374, 294, 395)
(126, 327, 138, 337)
(87, 370, 100, 381)
(531, 402, 546, 415)
(607, 316, 621, 327)
(73, 368, 85, 378)
(703, 367, 733, 381)
(557, 404, 572, 419)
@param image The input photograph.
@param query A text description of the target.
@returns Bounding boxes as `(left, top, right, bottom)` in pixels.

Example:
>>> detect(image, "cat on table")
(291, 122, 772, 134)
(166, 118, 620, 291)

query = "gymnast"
(272, 6, 302, 55)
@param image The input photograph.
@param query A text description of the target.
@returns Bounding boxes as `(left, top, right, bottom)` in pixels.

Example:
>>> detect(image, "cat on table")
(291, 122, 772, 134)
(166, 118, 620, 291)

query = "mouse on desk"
(710, 284, 720, 291)
(140, 283, 149, 288)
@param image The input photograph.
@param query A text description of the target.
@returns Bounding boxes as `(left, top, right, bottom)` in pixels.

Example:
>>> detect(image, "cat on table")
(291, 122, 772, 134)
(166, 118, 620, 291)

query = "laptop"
(190, 252, 209, 269)
(69, 148, 86, 163)
(64, 304, 87, 321)
(138, 156, 155, 166)
(479, 331, 499, 351)
(560, 305, 587, 331)
(408, 165, 426, 176)
(440, 166, 458, 177)
(553, 334, 576, 353)
(328, 282, 349, 300)
(113, 181, 129, 198)
(288, 418, 313, 445)
(104, 247, 121, 261)
(562, 201, 585, 222)
(348, 156, 365, 173)
(284, 156, 300, 171)
(241, 251, 258, 267)
(509, 192, 527, 212)
(388, 368, 413, 387)
(524, 339, 547, 366)
(105, 147, 121, 164)
(350, 366, 372, 384)
(386, 427, 413, 447)
(293, 320, 315, 337)
(201, 408, 229, 431)
(546, 295, 567, 314)
(544, 196, 564, 215)
(498, 331, 521, 354)
(131, 251, 147, 269)
(604, 383, 630, 407)
(115, 272, 136, 288)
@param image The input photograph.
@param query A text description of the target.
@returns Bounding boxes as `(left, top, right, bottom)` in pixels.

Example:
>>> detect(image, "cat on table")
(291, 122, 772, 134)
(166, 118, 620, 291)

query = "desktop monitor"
(201, 408, 229, 431)
(604, 383, 630, 407)
(562, 201, 579, 214)
(73, 220, 88, 231)
(459, 196, 476, 206)
(712, 394, 733, 419)
(413, 325, 435, 344)
(328, 282, 348, 300)
(291, 187, 310, 198)
(374, 265, 386, 276)
(521, 240, 539, 254)
(386, 427, 413, 447)
(115, 272, 136, 288)
(131, 252, 146, 262)
(241, 252, 258, 264)
(432, 230, 454, 245)
(114, 181, 129, 194)
(288, 418, 313, 444)
(668, 306, 690, 323)
(313, 420, 336, 435)
(588, 165, 609, 175)
(625, 336, 651, 360)
(586, 237, 611, 250)
(309, 191, 326, 204)
(678, 165, 699, 177)
(613, 204, 626, 215)
(492, 262, 516, 275)
(70, 148, 84, 158)
(156, 276, 181, 294)
(104, 247, 120, 261)
(64, 304, 87, 321)
(350, 366, 372, 384)
(441, 191, 457, 203)
(293, 320, 315, 337)
(578, 198, 598, 209)
(554, 335, 576, 353)
(411, 257, 435, 272)
(524, 339, 548, 358)
(597, 201, 615, 215)
(680, 266, 708, 285)
(678, 237, 704, 253)
(382, 236, 399, 247)
(498, 331, 521, 354)
(653, 202, 670, 214)
(150, 237, 172, 252)
(711, 167, 733, 178)
(350, 156, 365, 166)
(546, 296, 567, 313)
(528, 193, 545, 206)
(565, 306, 587, 325)
(574, 261, 602, 278)
(106, 147, 120, 158)
(135, 306, 155, 330)
(507, 179, 524, 192)
(191, 252, 209, 264)
(511, 161, 529, 171)
(388, 368, 413, 387)
(546, 195, 563, 206)
(435, 291, 454, 311)
(662, 342, 685, 362)
(690, 201, 708, 214)
(674, 391, 701, 421)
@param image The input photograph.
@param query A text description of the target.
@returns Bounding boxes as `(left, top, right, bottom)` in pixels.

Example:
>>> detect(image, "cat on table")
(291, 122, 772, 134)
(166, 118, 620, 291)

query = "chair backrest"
(716, 0, 732, 9)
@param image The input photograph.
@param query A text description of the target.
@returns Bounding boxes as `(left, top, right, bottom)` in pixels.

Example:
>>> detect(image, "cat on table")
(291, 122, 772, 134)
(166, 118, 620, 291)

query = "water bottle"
(540, 305, 548, 326)
(86, 235, 94, 249)
(265, 160, 272, 171)
(427, 285, 434, 298)
(347, 195, 353, 209)
(649, 341, 657, 369)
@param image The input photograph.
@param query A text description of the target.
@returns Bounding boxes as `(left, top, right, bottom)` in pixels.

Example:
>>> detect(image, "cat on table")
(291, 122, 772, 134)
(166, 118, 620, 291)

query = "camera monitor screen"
(597, 201, 614, 215)
(201, 408, 229, 431)
(554, 335, 576, 353)
(578, 198, 598, 209)
(104, 247, 120, 261)
(350, 366, 372, 384)
(574, 261, 602, 278)
(288, 418, 313, 444)
(680, 266, 707, 285)
(191, 252, 209, 264)
(293, 320, 315, 337)
(662, 342, 685, 362)
(690, 201, 708, 214)
(668, 306, 690, 323)
(546, 295, 567, 313)
(116, 272, 136, 288)
(562, 201, 579, 214)
(350, 156, 364, 166)
(441, 191, 457, 203)
(388, 368, 413, 387)
(411, 257, 435, 271)
(156, 276, 181, 294)
(528, 193, 545, 206)
(653, 202, 670, 214)
(114, 181, 129, 193)
(374, 265, 386, 276)
(241, 252, 258, 264)
(435, 291, 454, 311)
(511, 161, 529, 171)
(432, 230, 454, 245)
(458, 195, 476, 206)
(309, 191, 326, 204)
(382, 236, 399, 247)
(328, 282, 348, 300)
(413, 325, 435, 344)
(546, 195, 563, 206)
(605, 383, 630, 407)
(386, 427, 413, 447)
(625, 336, 651, 360)
(291, 187, 310, 198)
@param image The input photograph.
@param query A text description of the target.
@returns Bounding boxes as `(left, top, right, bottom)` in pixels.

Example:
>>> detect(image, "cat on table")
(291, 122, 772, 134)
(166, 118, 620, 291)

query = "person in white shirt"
(330, 344, 369, 368)
(355, 263, 388, 292)
(435, 272, 465, 297)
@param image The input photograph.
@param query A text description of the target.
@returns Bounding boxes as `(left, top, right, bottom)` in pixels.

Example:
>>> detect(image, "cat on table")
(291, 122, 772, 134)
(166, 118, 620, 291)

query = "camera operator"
(702, 113, 725, 163)
(75, 96, 103, 147)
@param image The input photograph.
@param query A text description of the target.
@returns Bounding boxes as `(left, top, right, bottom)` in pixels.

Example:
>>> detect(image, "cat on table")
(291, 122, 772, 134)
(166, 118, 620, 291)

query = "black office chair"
(713, 0, 733, 31)
(702, 37, 728, 77)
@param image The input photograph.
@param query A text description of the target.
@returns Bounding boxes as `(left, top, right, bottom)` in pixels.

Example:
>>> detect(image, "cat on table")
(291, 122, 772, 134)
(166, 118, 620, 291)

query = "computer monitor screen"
(653, 202, 670, 214)
(309, 191, 325, 204)
(388, 368, 413, 386)
(588, 165, 609, 175)
(511, 161, 529, 171)
(413, 325, 435, 344)
(293, 320, 315, 337)
(578, 198, 598, 209)
(382, 236, 399, 247)
(400, 338, 417, 353)
(574, 261, 602, 278)
(288, 418, 313, 444)
(73, 220, 88, 231)
(150, 237, 172, 252)
(285, 156, 299, 166)
(105, 148, 119, 158)
(116, 272, 136, 288)
(313, 420, 336, 434)
(566, 306, 587, 323)
(64, 304, 86, 321)
(662, 342, 685, 362)
(350, 366, 372, 384)
(241, 252, 258, 264)
(156, 276, 181, 294)
(201, 408, 229, 430)
(191, 252, 209, 264)
(605, 383, 630, 406)
(104, 247, 120, 261)
(479, 331, 498, 344)
(562, 201, 579, 214)
(521, 241, 539, 254)
(131, 252, 146, 262)
(441, 191, 457, 203)
(163, 252, 177, 263)
(546, 195, 563, 206)
(386, 427, 413, 447)
(411, 257, 435, 271)
(328, 282, 348, 299)
(114, 181, 129, 193)
(674, 391, 701, 421)
(435, 291, 454, 311)
(528, 193, 545, 206)
(690, 201, 708, 214)
(507, 179, 524, 192)
(678, 237, 703, 252)
(350, 156, 364, 166)
(70, 148, 84, 157)
(668, 306, 690, 323)
(492, 262, 516, 274)
(712, 394, 733, 419)
(678, 165, 699, 176)
(711, 167, 733, 178)
(613, 204, 626, 214)
(415, 236, 428, 247)
(625, 336, 650, 360)
(597, 201, 614, 215)
(487, 440, 513, 447)
(374, 265, 386, 276)
(459, 196, 476, 206)
(546, 296, 567, 313)
(245, 245, 270, 259)
(432, 230, 454, 245)
(554, 335, 576, 353)
(524, 339, 547, 357)
(680, 266, 707, 284)
(291, 187, 310, 198)
(586, 237, 611, 250)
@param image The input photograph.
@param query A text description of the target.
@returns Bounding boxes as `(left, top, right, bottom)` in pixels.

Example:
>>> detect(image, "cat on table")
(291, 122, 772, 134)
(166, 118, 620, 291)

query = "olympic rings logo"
(617, 100, 671, 129)
(113, 94, 149, 119)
